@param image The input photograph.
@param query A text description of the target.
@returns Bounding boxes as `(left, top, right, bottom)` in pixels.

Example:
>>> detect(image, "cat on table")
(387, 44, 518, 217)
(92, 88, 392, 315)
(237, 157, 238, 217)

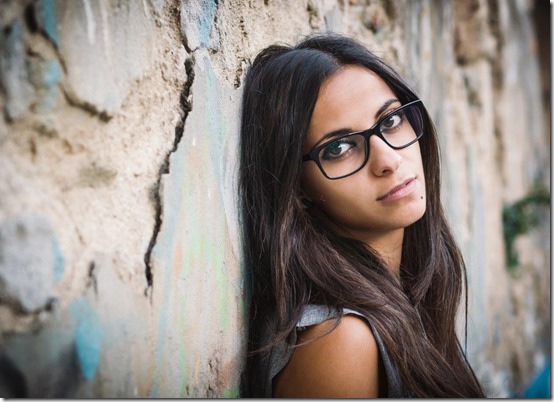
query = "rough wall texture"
(0, 0, 549, 398)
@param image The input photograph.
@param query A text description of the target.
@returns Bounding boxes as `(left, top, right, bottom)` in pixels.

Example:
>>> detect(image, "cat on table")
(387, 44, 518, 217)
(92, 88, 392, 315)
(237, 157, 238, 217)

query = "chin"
(409, 205, 427, 224)
(391, 205, 427, 230)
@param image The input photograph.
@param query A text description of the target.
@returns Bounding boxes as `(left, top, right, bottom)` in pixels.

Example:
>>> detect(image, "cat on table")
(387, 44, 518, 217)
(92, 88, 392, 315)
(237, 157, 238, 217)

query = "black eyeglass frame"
(301, 99, 425, 180)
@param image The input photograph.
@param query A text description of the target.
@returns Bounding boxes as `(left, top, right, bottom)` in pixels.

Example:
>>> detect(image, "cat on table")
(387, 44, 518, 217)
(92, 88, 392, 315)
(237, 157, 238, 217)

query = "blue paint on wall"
(149, 148, 187, 397)
(42, 60, 62, 88)
(28, 58, 62, 113)
(52, 236, 64, 282)
(198, 0, 218, 48)
(521, 360, 551, 398)
(71, 298, 103, 380)
(35, 0, 59, 47)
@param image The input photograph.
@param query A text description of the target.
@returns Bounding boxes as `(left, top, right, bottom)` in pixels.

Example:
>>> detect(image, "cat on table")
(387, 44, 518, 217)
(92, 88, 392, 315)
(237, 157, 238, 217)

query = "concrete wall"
(0, 0, 549, 397)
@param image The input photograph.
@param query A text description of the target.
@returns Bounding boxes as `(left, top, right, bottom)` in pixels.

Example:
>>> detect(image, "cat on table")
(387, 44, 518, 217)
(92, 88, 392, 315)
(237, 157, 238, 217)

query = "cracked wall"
(0, 0, 550, 398)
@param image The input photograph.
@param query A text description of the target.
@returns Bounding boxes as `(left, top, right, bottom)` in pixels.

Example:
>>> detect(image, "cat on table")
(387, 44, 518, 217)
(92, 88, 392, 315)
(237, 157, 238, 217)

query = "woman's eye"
(321, 139, 355, 160)
(380, 113, 403, 132)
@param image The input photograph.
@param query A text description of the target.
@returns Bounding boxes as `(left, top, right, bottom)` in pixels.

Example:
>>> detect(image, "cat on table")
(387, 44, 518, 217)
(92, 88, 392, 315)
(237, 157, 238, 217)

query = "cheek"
(300, 163, 325, 199)
(409, 144, 425, 181)
(301, 171, 361, 217)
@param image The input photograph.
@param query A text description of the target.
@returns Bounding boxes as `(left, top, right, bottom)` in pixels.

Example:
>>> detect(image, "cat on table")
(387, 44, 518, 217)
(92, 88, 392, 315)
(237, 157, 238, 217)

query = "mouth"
(377, 177, 417, 201)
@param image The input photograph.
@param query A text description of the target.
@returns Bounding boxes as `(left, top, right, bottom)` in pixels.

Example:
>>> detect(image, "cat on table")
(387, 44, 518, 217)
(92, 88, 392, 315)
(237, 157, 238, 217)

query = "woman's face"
(301, 65, 426, 246)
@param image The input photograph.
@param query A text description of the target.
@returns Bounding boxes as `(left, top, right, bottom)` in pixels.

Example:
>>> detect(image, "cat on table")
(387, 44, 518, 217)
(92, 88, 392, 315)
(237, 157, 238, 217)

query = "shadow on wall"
(0, 333, 81, 398)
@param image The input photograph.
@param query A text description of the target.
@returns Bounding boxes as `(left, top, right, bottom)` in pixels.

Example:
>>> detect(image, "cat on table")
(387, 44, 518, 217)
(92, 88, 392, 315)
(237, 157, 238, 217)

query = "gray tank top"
(267, 304, 405, 397)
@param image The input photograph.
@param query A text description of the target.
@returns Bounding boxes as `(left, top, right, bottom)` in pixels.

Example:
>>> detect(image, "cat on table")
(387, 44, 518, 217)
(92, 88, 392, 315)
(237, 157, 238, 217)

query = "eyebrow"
(375, 98, 400, 119)
(312, 98, 400, 147)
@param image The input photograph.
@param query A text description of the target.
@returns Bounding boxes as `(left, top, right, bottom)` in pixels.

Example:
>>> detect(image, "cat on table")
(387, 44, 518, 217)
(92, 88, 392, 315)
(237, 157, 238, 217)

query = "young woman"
(239, 34, 485, 398)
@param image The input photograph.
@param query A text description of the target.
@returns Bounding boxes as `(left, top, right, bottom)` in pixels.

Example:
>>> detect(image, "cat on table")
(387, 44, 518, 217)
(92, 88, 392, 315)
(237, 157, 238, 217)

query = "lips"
(377, 178, 417, 201)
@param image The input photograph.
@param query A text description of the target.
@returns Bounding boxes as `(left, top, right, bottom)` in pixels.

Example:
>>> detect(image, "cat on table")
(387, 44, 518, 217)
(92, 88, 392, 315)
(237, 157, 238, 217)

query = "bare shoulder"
(273, 314, 380, 398)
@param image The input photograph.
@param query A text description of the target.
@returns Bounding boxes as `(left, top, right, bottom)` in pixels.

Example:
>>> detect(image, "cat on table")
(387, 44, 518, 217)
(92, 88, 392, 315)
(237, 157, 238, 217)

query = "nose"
(367, 135, 402, 176)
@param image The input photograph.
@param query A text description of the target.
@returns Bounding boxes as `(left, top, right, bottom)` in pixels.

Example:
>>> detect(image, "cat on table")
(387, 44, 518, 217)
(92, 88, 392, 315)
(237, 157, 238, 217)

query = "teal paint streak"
(151, 143, 186, 264)
(522, 360, 551, 398)
(42, 59, 62, 88)
(28, 58, 61, 112)
(150, 149, 187, 397)
(52, 236, 64, 282)
(205, 57, 223, 175)
(36, 0, 59, 47)
(205, 61, 231, 330)
(71, 298, 103, 380)
(150, 53, 238, 395)
(198, 0, 218, 48)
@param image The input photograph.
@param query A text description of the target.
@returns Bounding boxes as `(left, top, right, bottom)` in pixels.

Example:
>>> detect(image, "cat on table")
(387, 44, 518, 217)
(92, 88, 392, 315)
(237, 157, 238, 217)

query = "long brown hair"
(239, 33, 484, 397)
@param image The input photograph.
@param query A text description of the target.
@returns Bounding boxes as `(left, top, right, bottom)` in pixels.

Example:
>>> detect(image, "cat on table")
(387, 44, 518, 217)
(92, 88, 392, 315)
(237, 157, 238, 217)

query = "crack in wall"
(87, 261, 98, 295)
(143, 54, 196, 296)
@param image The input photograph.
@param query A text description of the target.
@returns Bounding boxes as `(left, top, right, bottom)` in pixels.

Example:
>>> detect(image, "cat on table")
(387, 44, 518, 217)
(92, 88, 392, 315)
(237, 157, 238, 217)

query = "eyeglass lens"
(317, 103, 424, 179)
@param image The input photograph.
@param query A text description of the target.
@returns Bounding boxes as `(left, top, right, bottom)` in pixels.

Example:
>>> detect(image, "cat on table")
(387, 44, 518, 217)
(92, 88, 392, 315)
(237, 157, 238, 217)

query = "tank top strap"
(342, 307, 404, 397)
(267, 304, 405, 397)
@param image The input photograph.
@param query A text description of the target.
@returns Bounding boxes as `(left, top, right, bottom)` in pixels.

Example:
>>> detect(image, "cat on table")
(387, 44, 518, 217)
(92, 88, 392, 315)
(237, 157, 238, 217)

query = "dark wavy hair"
(239, 33, 484, 397)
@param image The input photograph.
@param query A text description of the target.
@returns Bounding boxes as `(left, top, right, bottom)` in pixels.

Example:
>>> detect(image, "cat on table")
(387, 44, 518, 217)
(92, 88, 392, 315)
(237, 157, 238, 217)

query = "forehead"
(306, 65, 397, 146)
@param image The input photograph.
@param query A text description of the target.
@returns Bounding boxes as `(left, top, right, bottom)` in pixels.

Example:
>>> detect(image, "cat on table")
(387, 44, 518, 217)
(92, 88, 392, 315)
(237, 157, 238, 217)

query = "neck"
(363, 229, 404, 275)
(312, 210, 405, 274)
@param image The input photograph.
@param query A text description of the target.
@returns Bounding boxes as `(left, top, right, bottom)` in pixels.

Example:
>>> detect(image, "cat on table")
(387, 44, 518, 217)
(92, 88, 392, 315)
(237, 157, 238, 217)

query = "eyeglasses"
(302, 99, 425, 180)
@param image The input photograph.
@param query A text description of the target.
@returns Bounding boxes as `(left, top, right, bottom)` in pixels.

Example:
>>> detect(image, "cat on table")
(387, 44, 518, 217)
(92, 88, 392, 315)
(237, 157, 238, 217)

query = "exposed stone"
(179, 0, 218, 51)
(324, 5, 345, 31)
(0, 214, 60, 313)
(56, 0, 155, 115)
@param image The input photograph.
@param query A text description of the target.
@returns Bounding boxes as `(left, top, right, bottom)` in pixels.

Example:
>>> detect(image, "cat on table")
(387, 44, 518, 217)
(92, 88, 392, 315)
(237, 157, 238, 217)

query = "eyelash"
(321, 139, 357, 160)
